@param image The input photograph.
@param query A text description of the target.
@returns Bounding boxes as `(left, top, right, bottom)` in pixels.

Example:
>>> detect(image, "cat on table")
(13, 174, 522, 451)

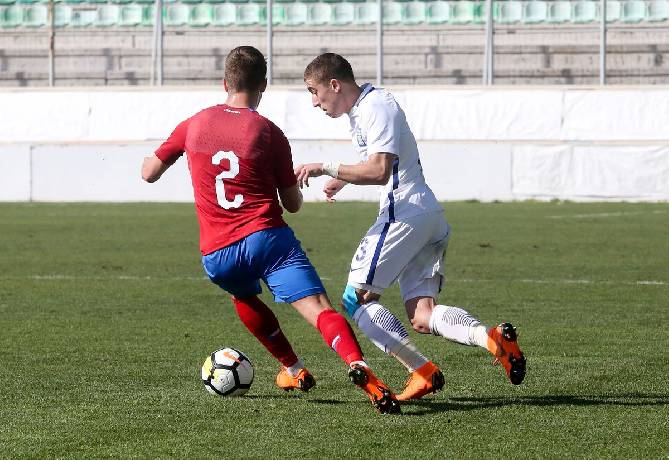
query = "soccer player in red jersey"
(140, 46, 399, 414)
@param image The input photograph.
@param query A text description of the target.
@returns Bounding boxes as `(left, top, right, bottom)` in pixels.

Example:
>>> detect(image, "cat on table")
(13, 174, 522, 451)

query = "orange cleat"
(487, 323, 526, 385)
(396, 361, 445, 401)
(275, 367, 316, 392)
(348, 364, 401, 414)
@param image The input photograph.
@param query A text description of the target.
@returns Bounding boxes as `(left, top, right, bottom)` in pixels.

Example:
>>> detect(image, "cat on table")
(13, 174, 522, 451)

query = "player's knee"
(409, 310, 432, 334)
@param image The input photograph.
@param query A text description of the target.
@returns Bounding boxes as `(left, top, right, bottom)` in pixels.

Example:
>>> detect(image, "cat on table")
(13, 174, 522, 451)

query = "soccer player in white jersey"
(295, 53, 526, 400)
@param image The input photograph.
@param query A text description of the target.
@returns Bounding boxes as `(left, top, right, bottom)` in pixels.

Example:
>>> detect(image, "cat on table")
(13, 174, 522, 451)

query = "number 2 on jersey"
(212, 150, 243, 209)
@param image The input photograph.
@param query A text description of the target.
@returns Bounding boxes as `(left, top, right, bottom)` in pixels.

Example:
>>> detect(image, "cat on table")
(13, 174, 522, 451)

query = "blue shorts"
(201, 226, 325, 303)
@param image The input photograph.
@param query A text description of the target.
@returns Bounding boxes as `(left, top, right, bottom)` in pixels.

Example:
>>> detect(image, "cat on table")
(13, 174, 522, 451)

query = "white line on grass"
(0, 274, 333, 281)
(450, 278, 667, 286)
(0, 275, 663, 286)
(546, 210, 667, 219)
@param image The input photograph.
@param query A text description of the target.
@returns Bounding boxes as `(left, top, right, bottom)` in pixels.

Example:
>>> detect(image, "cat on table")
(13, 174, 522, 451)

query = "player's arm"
(142, 119, 189, 183)
(278, 184, 303, 213)
(295, 153, 396, 188)
(141, 155, 172, 183)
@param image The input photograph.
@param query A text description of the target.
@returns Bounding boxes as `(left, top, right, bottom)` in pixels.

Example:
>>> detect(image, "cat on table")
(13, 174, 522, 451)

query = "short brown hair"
(304, 53, 356, 85)
(224, 46, 267, 93)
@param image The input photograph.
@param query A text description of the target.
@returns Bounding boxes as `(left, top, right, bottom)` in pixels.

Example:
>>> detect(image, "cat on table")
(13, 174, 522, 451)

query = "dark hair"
(304, 53, 356, 85)
(224, 46, 267, 92)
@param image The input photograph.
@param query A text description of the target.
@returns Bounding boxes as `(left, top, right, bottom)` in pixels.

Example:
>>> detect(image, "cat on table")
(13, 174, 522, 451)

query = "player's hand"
(294, 163, 324, 188)
(323, 178, 347, 202)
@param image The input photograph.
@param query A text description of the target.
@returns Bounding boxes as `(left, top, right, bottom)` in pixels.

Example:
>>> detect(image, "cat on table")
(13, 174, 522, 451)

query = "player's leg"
(202, 239, 310, 391)
(262, 226, 400, 413)
(400, 219, 526, 385)
(343, 219, 436, 376)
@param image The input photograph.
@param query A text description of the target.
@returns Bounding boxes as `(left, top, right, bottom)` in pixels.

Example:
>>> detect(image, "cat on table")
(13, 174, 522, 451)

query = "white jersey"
(347, 83, 443, 222)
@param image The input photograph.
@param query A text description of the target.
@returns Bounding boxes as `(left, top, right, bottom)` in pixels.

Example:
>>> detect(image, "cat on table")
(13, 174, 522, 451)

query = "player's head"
(224, 46, 267, 95)
(304, 53, 358, 118)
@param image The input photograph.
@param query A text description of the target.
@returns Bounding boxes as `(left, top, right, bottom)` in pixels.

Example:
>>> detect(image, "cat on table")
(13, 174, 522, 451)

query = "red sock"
(232, 296, 298, 368)
(316, 309, 364, 365)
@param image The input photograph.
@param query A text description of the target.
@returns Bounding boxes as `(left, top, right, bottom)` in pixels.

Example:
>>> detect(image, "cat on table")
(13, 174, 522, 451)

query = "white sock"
(353, 301, 429, 372)
(429, 305, 490, 349)
(285, 357, 305, 377)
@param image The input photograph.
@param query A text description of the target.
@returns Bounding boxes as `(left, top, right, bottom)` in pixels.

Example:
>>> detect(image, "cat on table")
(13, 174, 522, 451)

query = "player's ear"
(330, 79, 341, 93)
(223, 79, 229, 92)
(260, 78, 268, 93)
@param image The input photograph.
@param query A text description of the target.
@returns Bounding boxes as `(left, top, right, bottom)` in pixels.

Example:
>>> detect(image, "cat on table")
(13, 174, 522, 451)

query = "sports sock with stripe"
(429, 304, 489, 348)
(316, 309, 364, 365)
(353, 301, 429, 372)
(232, 295, 299, 368)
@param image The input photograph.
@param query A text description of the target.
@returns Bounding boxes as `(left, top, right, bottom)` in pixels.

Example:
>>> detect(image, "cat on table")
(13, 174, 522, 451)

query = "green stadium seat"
(266, 4, 285, 24)
(71, 8, 97, 26)
(331, 1, 353, 23)
(402, 1, 426, 24)
(87, 0, 111, 4)
(523, 0, 547, 23)
(307, 2, 331, 24)
(426, 0, 449, 23)
(449, 0, 477, 23)
(227, 0, 249, 4)
(496, 0, 522, 23)
(110, 0, 133, 5)
(647, 0, 669, 20)
(119, 3, 142, 25)
(212, 3, 235, 24)
(354, 1, 377, 23)
(283, 2, 307, 24)
(547, 0, 572, 22)
(182, 0, 203, 4)
(621, 0, 646, 21)
(573, 0, 598, 22)
(0, 0, 16, 6)
(0, 5, 23, 27)
(606, 0, 621, 20)
(189, 3, 212, 25)
(54, 4, 72, 26)
(140, 4, 155, 25)
(236, 3, 262, 24)
(17, 0, 39, 5)
(164, 3, 189, 25)
(23, 4, 47, 27)
(384, 1, 402, 23)
(204, 0, 226, 4)
(95, 5, 120, 26)
(64, 0, 86, 4)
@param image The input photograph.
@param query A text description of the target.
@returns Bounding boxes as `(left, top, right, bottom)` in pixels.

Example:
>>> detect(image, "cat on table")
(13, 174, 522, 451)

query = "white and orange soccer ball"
(201, 348, 254, 397)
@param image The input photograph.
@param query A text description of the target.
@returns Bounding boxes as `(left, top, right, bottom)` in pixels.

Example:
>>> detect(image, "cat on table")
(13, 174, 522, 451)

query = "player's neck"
(225, 92, 261, 110)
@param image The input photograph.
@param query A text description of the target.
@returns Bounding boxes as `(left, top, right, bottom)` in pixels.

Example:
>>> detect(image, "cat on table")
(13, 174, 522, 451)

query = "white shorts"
(348, 211, 450, 302)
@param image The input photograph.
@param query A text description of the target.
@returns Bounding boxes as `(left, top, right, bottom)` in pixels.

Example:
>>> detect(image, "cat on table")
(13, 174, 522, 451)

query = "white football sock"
(429, 304, 490, 349)
(353, 301, 429, 372)
(285, 357, 305, 377)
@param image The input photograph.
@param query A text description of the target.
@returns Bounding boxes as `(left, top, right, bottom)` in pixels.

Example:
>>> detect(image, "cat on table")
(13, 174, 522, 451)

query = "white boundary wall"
(1, 86, 668, 202)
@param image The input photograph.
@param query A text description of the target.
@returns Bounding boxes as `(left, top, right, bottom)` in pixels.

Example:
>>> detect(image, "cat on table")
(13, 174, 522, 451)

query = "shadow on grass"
(399, 392, 669, 416)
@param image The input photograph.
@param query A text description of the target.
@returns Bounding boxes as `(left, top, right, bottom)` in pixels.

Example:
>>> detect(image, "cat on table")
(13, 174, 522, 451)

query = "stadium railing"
(1, 0, 668, 28)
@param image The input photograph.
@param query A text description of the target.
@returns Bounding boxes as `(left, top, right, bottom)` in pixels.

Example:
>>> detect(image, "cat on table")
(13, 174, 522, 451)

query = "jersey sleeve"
(155, 118, 190, 165)
(271, 123, 298, 189)
(364, 101, 401, 156)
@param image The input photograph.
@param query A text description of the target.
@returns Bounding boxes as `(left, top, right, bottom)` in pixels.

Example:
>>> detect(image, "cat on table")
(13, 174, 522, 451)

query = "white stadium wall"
(1, 86, 668, 202)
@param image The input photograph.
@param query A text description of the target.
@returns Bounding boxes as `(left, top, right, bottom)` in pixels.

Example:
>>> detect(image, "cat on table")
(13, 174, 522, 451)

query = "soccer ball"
(201, 347, 254, 397)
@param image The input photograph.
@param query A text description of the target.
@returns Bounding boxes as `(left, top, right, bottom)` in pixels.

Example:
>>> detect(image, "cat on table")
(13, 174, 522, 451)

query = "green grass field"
(1, 201, 668, 458)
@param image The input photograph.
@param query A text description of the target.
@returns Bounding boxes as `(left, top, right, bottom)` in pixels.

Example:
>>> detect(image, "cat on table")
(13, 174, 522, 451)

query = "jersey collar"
(348, 83, 375, 116)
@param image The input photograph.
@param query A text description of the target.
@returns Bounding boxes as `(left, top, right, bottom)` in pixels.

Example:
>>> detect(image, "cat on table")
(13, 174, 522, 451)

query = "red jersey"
(155, 105, 297, 255)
